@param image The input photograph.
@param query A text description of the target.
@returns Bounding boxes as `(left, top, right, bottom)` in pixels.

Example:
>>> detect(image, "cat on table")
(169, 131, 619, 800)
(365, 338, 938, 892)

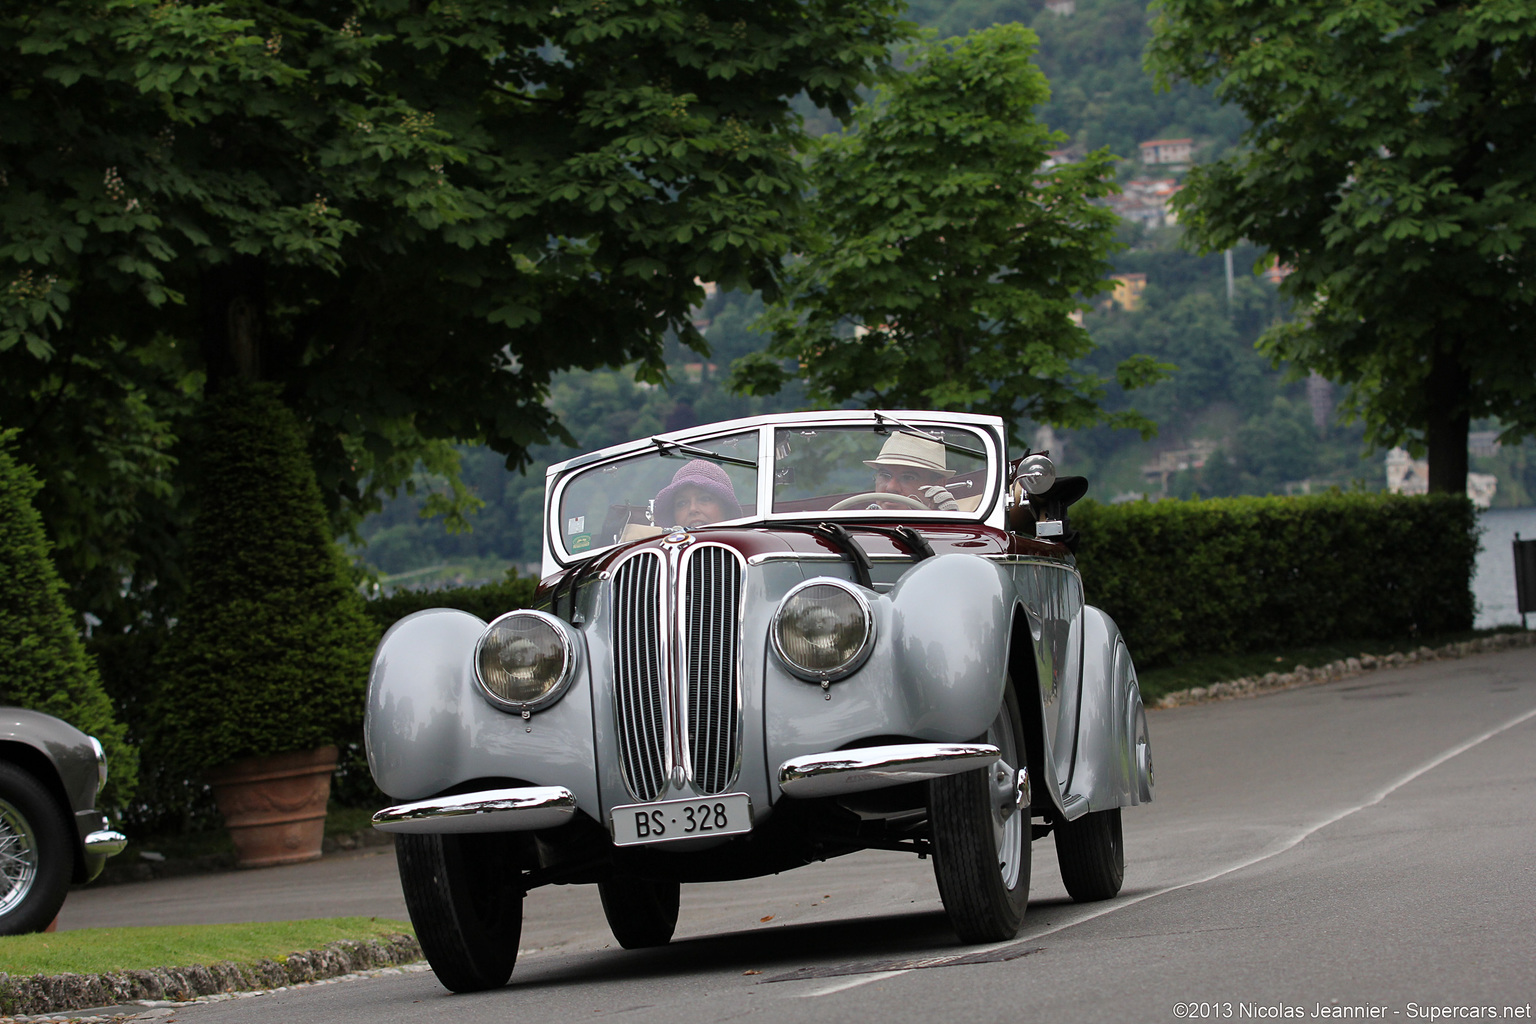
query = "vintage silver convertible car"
(366, 410, 1153, 991)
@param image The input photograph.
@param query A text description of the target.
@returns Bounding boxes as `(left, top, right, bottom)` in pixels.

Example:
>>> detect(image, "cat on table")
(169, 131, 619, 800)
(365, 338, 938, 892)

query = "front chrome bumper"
(778, 742, 1002, 798)
(84, 829, 128, 857)
(373, 786, 577, 835)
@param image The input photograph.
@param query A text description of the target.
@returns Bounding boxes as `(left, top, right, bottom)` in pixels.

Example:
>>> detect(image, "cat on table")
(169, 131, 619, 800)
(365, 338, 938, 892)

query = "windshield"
(556, 432, 759, 553)
(771, 425, 990, 514)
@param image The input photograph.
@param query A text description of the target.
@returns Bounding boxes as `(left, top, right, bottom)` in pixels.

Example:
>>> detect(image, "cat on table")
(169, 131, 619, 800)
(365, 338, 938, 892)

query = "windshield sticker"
(570, 533, 592, 551)
(566, 516, 585, 534)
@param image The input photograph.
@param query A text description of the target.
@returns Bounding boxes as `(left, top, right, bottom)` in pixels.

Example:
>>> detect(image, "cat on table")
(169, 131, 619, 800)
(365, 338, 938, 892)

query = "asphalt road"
(62, 645, 1536, 1023)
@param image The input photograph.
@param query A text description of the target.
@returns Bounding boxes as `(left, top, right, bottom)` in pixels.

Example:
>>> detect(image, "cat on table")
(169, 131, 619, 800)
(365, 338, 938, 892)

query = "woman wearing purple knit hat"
(654, 460, 744, 528)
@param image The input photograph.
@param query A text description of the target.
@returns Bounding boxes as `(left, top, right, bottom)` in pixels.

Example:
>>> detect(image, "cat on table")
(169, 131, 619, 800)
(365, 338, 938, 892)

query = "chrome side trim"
(747, 552, 917, 567)
(83, 829, 127, 857)
(372, 786, 576, 834)
(777, 743, 1002, 798)
(984, 555, 1076, 567)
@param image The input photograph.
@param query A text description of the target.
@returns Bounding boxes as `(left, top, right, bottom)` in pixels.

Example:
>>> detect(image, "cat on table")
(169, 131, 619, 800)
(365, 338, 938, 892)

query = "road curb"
(1156, 630, 1536, 708)
(0, 934, 422, 1018)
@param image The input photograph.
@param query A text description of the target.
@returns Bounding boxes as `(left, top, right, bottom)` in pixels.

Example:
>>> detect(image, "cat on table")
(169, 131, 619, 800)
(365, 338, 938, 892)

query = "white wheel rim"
(0, 798, 40, 917)
(987, 704, 1024, 890)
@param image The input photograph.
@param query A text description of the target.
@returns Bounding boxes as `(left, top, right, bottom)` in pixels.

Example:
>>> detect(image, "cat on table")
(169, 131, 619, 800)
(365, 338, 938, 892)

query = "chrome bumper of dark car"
(372, 786, 577, 834)
(84, 829, 128, 857)
(778, 743, 1002, 798)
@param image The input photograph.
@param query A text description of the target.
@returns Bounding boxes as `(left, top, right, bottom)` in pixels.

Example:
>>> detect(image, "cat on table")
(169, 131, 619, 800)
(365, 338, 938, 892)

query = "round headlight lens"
(773, 582, 874, 680)
(475, 612, 573, 710)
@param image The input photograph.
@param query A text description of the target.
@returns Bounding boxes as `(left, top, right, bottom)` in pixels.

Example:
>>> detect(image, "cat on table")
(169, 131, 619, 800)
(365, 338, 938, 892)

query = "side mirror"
(1014, 454, 1056, 496)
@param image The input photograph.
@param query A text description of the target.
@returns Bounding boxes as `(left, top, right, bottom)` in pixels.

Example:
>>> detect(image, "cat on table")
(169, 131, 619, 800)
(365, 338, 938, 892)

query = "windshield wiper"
(650, 437, 758, 469)
(872, 412, 986, 460)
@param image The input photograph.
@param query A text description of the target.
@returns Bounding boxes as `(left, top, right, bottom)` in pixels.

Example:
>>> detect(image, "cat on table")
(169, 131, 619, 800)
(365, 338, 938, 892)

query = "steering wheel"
(829, 491, 930, 511)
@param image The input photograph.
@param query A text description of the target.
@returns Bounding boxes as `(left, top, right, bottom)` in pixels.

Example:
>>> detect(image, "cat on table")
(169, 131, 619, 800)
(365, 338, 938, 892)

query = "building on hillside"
(1041, 149, 1076, 171)
(1110, 273, 1146, 312)
(690, 278, 718, 330)
(1033, 424, 1062, 459)
(1385, 448, 1429, 496)
(1262, 257, 1293, 285)
(1138, 138, 1193, 168)
(1142, 439, 1218, 492)
(1468, 474, 1498, 507)
(1045, 0, 1075, 13)
(1306, 372, 1334, 433)
(1385, 447, 1498, 508)
(1104, 178, 1182, 229)
(1468, 431, 1502, 457)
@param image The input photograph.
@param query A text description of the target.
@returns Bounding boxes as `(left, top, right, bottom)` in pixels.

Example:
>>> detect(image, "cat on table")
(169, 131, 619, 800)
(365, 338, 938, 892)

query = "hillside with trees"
(352, 0, 1535, 584)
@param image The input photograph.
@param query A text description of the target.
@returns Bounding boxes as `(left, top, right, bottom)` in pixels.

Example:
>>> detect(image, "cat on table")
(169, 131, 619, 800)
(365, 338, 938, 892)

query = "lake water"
(1474, 506, 1536, 628)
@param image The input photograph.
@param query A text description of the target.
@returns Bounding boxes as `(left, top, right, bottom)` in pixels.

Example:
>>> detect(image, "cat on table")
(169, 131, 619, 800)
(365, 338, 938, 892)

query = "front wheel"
(929, 681, 1031, 943)
(599, 876, 680, 948)
(1054, 807, 1124, 902)
(396, 832, 524, 992)
(0, 762, 74, 936)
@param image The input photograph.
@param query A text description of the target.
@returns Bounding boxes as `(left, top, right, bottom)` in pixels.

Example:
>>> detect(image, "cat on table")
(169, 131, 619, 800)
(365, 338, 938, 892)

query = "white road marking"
(795, 971, 909, 998)
(796, 703, 1536, 998)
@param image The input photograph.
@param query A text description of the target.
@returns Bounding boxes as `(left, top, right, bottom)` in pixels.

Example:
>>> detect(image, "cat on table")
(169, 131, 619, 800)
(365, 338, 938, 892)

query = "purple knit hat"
(654, 460, 743, 526)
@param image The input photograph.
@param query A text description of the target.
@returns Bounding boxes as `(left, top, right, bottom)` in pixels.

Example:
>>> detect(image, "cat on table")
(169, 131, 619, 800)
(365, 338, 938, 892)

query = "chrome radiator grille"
(684, 546, 743, 795)
(612, 552, 667, 801)
(611, 544, 744, 801)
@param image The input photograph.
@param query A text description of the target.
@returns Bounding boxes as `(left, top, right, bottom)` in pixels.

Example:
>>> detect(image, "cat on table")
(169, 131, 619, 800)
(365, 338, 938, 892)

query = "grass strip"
(1137, 626, 1530, 702)
(0, 917, 413, 977)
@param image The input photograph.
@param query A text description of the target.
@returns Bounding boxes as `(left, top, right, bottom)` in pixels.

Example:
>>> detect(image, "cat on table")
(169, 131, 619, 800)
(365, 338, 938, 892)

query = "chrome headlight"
(771, 580, 875, 681)
(474, 611, 575, 712)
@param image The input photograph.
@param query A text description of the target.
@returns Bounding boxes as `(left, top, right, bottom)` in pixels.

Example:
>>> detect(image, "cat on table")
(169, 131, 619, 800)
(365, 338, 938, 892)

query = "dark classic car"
(1, 708, 127, 934)
(366, 410, 1154, 991)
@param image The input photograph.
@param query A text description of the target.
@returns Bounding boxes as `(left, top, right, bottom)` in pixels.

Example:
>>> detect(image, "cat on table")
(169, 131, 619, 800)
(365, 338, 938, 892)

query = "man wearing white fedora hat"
(863, 432, 961, 511)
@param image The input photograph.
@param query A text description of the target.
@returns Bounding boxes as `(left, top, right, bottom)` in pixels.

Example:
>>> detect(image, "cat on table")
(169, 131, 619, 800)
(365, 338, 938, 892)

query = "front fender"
(364, 609, 601, 817)
(888, 555, 1011, 738)
(763, 555, 1011, 781)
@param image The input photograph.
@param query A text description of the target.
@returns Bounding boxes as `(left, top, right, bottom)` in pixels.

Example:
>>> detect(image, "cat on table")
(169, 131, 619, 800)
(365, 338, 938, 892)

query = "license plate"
(610, 793, 753, 847)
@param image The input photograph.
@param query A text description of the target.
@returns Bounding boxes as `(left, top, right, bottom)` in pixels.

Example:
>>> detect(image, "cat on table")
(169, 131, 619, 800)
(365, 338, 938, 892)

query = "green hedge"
(1073, 492, 1479, 670)
(362, 574, 538, 633)
(0, 429, 137, 806)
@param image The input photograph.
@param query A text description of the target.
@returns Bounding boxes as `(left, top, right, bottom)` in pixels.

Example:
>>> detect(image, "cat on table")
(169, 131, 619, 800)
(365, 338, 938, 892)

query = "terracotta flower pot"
(206, 745, 338, 868)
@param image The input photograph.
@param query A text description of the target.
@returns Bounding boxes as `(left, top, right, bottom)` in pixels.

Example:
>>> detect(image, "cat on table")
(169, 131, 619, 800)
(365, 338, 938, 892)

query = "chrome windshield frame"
(542, 410, 1007, 574)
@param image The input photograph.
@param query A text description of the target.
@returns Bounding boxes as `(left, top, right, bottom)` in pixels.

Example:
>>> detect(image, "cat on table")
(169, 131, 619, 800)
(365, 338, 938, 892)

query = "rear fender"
(1063, 606, 1153, 812)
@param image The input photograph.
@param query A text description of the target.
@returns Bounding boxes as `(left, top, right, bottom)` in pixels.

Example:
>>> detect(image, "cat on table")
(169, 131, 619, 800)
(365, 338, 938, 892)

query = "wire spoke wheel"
(0, 764, 73, 935)
(0, 798, 40, 918)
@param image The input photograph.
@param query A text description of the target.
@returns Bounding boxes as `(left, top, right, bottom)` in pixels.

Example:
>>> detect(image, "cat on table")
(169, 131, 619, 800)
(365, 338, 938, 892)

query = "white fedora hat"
(863, 432, 949, 476)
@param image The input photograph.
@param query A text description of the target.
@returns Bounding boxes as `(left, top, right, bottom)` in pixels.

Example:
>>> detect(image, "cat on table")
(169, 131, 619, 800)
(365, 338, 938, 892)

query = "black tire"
(929, 682, 1031, 943)
(1054, 806, 1124, 902)
(0, 762, 74, 936)
(598, 876, 681, 949)
(396, 832, 524, 992)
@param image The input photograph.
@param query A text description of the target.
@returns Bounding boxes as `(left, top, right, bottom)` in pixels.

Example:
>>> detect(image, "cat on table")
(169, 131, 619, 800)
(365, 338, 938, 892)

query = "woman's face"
(672, 484, 727, 528)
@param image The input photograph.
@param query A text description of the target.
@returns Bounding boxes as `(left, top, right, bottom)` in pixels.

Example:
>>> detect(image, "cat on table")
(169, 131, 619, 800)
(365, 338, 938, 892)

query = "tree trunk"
(200, 259, 268, 384)
(1424, 347, 1470, 495)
